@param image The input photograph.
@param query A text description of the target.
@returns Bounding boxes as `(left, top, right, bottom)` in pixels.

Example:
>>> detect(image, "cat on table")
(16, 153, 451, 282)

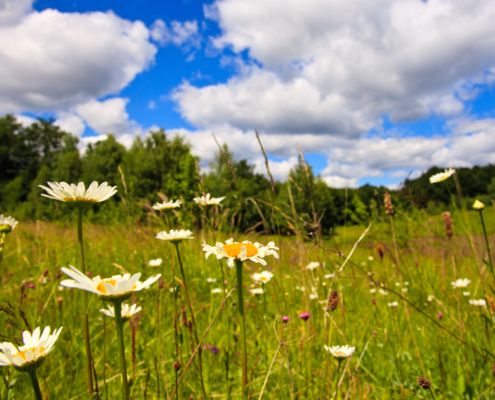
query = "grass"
(0, 206, 495, 399)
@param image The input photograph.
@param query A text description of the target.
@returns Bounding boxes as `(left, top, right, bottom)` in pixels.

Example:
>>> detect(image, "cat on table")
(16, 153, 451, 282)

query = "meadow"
(1, 187, 494, 399)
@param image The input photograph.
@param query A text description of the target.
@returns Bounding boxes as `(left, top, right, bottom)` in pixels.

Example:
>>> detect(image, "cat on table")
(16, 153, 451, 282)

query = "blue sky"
(2, 0, 495, 188)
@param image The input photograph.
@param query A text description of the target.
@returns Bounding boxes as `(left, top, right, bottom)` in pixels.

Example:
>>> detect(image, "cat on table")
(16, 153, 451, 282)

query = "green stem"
(28, 368, 43, 400)
(77, 207, 95, 396)
(479, 211, 494, 279)
(114, 301, 130, 400)
(235, 259, 248, 399)
(174, 242, 207, 398)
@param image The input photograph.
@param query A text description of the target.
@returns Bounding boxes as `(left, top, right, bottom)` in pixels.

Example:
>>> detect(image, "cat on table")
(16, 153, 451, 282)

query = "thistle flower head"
(416, 376, 431, 389)
(429, 168, 455, 184)
(202, 238, 279, 268)
(0, 215, 18, 234)
(100, 303, 142, 321)
(39, 181, 117, 204)
(156, 229, 193, 243)
(152, 199, 181, 210)
(323, 345, 355, 359)
(298, 311, 311, 321)
(0, 326, 62, 371)
(193, 193, 225, 206)
(60, 265, 161, 301)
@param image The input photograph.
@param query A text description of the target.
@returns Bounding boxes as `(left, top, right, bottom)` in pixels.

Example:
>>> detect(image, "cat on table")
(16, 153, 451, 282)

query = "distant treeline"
(1, 115, 494, 235)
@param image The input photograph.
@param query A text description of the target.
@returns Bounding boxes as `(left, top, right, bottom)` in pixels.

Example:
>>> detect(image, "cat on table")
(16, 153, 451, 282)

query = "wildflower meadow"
(0, 168, 494, 399)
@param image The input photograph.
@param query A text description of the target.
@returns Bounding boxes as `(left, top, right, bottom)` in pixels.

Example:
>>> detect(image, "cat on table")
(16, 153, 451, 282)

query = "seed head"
(442, 211, 453, 239)
(416, 376, 431, 389)
(384, 192, 394, 216)
(327, 290, 339, 311)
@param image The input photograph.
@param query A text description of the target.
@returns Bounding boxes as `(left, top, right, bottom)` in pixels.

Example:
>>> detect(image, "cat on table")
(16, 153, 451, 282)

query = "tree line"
(1, 115, 494, 235)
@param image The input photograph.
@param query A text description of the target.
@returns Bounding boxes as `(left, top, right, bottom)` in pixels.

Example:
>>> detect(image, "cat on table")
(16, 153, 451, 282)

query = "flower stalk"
(77, 206, 95, 395)
(28, 368, 43, 400)
(477, 208, 494, 279)
(114, 300, 130, 400)
(235, 259, 248, 399)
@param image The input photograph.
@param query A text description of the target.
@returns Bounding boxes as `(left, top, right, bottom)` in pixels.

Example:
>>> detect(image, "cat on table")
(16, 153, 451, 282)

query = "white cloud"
(0, 0, 32, 25)
(151, 19, 200, 49)
(54, 113, 85, 137)
(76, 98, 135, 136)
(0, 5, 156, 113)
(176, 0, 495, 136)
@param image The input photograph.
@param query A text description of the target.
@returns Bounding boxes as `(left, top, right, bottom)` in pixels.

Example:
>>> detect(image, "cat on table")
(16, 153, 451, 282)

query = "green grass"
(0, 206, 495, 399)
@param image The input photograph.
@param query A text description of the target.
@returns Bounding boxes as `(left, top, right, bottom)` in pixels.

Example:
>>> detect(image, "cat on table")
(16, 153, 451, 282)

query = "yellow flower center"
(18, 346, 45, 361)
(96, 278, 117, 294)
(63, 196, 97, 203)
(223, 243, 258, 258)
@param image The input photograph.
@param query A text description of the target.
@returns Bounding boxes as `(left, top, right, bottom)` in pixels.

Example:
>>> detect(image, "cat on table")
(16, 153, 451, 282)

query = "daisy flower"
(60, 265, 161, 301)
(472, 200, 485, 210)
(387, 301, 399, 308)
(0, 215, 18, 233)
(451, 278, 471, 289)
(39, 181, 117, 203)
(252, 270, 273, 284)
(250, 287, 264, 295)
(193, 193, 225, 206)
(203, 238, 279, 268)
(100, 303, 142, 321)
(323, 345, 355, 359)
(156, 229, 193, 243)
(0, 326, 62, 370)
(429, 168, 455, 184)
(152, 199, 181, 211)
(148, 258, 162, 267)
(469, 299, 487, 307)
(305, 261, 320, 271)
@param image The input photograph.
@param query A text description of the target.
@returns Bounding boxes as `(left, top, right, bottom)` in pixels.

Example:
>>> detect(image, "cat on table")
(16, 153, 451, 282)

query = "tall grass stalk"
(477, 208, 494, 279)
(173, 242, 207, 398)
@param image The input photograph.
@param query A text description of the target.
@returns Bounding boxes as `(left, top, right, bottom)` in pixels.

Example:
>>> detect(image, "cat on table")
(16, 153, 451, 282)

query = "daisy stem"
(77, 206, 95, 396)
(28, 368, 43, 400)
(235, 259, 248, 399)
(113, 300, 130, 400)
(173, 242, 207, 398)
(478, 210, 494, 280)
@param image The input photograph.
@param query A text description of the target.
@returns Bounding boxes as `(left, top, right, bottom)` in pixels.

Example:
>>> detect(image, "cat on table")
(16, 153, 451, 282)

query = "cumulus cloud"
(0, 5, 156, 113)
(151, 19, 200, 51)
(174, 0, 495, 136)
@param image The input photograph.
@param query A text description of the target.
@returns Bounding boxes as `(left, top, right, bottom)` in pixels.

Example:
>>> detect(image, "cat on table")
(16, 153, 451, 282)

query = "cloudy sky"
(1, 0, 495, 188)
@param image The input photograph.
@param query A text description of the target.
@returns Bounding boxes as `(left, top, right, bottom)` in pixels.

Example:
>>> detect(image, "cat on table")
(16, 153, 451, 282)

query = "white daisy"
(60, 265, 161, 301)
(387, 301, 399, 308)
(206, 277, 217, 283)
(152, 200, 181, 211)
(323, 345, 355, 359)
(305, 261, 320, 271)
(100, 303, 142, 321)
(39, 181, 117, 203)
(249, 287, 264, 295)
(429, 168, 455, 184)
(203, 238, 279, 268)
(252, 270, 273, 284)
(0, 326, 62, 370)
(469, 299, 487, 307)
(324, 273, 335, 279)
(211, 288, 223, 294)
(156, 229, 193, 243)
(148, 258, 163, 267)
(472, 200, 485, 210)
(193, 193, 225, 206)
(451, 278, 471, 289)
(0, 215, 18, 233)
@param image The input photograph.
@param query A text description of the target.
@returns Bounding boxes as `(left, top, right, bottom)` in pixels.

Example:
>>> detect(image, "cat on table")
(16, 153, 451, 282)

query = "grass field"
(1, 205, 495, 399)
